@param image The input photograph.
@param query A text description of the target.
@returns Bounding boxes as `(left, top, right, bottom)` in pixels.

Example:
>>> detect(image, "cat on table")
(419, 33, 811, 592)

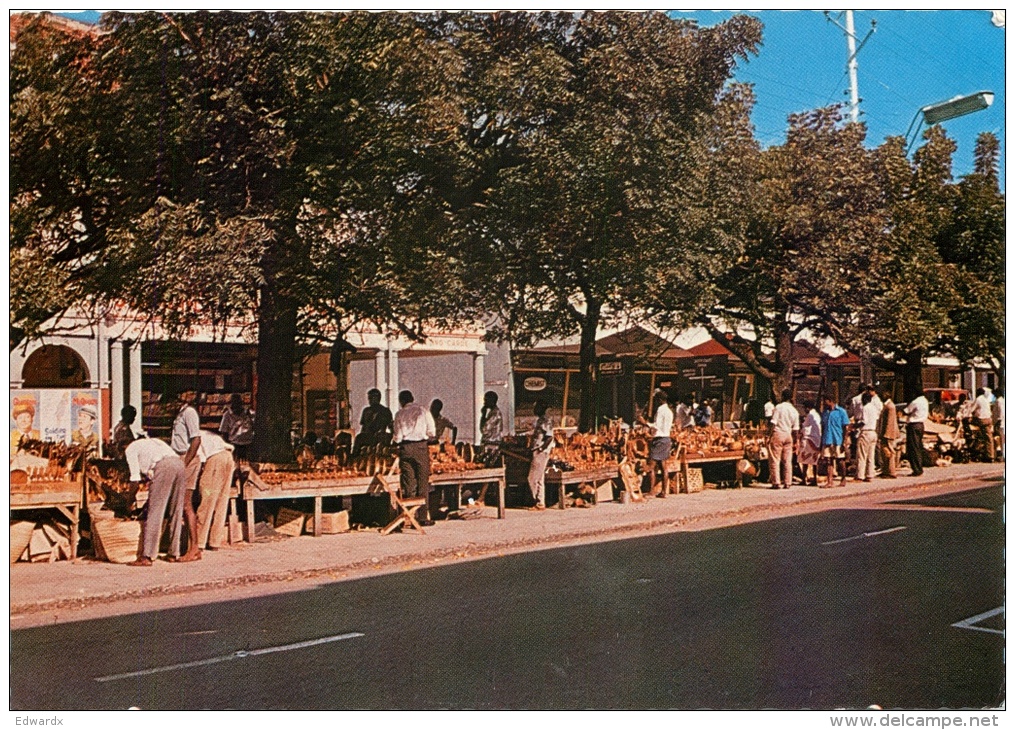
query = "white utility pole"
(825, 11, 876, 123)
(845, 11, 859, 123)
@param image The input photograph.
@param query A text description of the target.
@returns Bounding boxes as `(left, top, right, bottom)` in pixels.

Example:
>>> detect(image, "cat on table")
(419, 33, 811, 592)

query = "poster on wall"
(10, 389, 101, 458)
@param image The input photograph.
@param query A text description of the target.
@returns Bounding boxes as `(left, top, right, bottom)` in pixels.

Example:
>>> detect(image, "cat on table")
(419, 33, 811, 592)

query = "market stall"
(242, 442, 506, 540)
(430, 469, 507, 518)
(242, 451, 391, 542)
(10, 473, 83, 561)
(503, 430, 622, 509)
(624, 424, 769, 491)
(10, 442, 88, 562)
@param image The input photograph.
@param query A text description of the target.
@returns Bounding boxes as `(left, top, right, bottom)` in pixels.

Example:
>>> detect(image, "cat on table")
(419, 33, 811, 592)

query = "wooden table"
(242, 475, 375, 542)
(663, 452, 744, 490)
(10, 480, 84, 560)
(430, 467, 507, 519)
(545, 465, 620, 509)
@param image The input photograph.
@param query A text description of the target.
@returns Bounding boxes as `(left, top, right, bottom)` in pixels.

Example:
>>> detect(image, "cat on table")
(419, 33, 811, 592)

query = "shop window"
(305, 390, 337, 440)
(514, 370, 582, 431)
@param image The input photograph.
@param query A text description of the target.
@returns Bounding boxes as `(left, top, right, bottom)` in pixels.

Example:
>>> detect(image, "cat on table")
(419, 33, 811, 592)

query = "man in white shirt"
(855, 391, 883, 481)
(639, 389, 674, 497)
(674, 394, 695, 431)
(972, 388, 995, 462)
(849, 385, 867, 422)
(195, 431, 235, 552)
(124, 437, 187, 567)
(991, 388, 1005, 460)
(392, 390, 437, 525)
(166, 390, 203, 561)
(903, 390, 929, 476)
(768, 389, 800, 489)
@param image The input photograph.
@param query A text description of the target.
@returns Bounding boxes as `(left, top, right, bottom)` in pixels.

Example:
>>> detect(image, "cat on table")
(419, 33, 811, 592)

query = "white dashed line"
(821, 525, 907, 545)
(94, 631, 365, 682)
(952, 607, 1004, 636)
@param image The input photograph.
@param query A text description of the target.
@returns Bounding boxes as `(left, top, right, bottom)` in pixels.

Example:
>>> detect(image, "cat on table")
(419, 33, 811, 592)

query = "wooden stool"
(380, 494, 427, 535)
(371, 472, 426, 536)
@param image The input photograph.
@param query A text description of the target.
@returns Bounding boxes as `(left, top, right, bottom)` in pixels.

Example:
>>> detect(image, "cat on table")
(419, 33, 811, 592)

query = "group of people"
(115, 392, 254, 567)
(766, 384, 966, 489)
(956, 387, 1005, 462)
(113, 376, 1004, 557)
(354, 388, 506, 525)
(352, 388, 464, 455)
(633, 381, 979, 492)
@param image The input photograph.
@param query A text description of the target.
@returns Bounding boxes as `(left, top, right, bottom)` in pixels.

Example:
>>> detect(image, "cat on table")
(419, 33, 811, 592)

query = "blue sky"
(58, 9, 1006, 188)
(672, 10, 1006, 189)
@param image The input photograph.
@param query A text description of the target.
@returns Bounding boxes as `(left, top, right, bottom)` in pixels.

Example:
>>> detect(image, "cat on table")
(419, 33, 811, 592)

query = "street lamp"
(904, 90, 994, 154)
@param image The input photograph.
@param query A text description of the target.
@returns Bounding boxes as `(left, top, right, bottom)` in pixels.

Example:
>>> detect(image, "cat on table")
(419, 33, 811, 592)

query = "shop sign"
(598, 360, 624, 376)
(523, 377, 548, 392)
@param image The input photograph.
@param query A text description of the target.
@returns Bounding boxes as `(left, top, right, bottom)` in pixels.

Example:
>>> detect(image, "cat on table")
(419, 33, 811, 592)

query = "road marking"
(94, 632, 365, 683)
(876, 504, 993, 514)
(952, 607, 1004, 636)
(821, 525, 907, 545)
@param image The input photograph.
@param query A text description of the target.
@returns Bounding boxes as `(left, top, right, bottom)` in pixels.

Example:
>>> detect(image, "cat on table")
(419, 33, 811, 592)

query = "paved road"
(12, 480, 1003, 710)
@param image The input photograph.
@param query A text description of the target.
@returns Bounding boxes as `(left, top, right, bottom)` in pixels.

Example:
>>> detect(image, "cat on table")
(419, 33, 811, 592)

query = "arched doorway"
(21, 345, 91, 388)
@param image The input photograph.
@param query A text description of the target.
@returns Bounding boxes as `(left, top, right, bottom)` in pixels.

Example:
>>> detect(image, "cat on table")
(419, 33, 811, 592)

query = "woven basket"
(10, 521, 35, 564)
(680, 467, 704, 494)
(91, 516, 142, 564)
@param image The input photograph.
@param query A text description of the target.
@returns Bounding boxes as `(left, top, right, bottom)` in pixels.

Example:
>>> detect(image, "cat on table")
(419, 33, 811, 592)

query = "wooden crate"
(683, 467, 704, 493)
(274, 507, 307, 537)
(306, 510, 350, 535)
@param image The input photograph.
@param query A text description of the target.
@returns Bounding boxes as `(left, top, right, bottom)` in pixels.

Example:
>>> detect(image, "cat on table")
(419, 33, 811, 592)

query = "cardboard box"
(306, 510, 350, 535)
(594, 482, 614, 503)
(274, 507, 307, 537)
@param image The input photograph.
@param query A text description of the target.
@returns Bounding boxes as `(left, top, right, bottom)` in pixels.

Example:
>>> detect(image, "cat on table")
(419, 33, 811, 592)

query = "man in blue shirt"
(820, 395, 851, 488)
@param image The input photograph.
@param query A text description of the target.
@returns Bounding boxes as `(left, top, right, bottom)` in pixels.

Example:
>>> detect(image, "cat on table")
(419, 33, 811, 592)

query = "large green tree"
(458, 11, 762, 431)
(10, 14, 102, 350)
(939, 133, 1005, 387)
(843, 127, 960, 400)
(699, 107, 890, 396)
(11, 11, 480, 461)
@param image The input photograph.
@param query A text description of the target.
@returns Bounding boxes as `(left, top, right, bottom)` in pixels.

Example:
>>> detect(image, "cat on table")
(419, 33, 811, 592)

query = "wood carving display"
(430, 442, 487, 474)
(13, 439, 88, 472)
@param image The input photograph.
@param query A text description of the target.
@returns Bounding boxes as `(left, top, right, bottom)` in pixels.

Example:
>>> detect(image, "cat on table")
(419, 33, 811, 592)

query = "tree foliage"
(11, 10, 1003, 442)
(700, 107, 890, 394)
(458, 11, 762, 429)
(939, 133, 1005, 384)
(11, 11, 484, 459)
(10, 14, 102, 349)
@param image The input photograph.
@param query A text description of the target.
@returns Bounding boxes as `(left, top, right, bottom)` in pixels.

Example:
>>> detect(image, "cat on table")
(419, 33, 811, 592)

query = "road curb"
(10, 467, 1004, 618)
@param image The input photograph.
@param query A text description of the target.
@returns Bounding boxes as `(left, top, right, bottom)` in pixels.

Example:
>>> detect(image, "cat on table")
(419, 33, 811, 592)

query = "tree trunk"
(577, 300, 602, 433)
(703, 324, 780, 400)
(337, 351, 351, 431)
(771, 323, 794, 400)
(253, 288, 299, 464)
(991, 356, 1004, 391)
(901, 348, 924, 403)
